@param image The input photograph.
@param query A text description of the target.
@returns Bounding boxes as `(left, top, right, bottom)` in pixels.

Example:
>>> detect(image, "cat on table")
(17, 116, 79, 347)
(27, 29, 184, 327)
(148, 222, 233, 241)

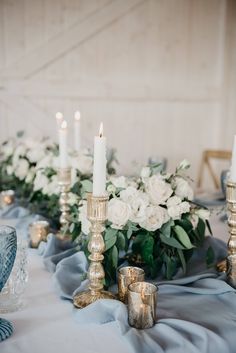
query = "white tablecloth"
(1, 250, 132, 353)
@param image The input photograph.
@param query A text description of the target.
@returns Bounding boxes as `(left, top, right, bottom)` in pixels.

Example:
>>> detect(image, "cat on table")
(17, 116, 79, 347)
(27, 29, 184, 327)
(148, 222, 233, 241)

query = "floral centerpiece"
(0, 132, 117, 228)
(69, 160, 212, 285)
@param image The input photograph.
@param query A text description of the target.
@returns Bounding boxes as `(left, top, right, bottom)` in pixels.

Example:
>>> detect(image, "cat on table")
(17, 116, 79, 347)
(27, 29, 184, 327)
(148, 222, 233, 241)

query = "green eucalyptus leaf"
(111, 245, 118, 268)
(141, 236, 154, 265)
(161, 220, 172, 238)
(177, 248, 186, 274)
(160, 233, 185, 249)
(116, 231, 126, 250)
(105, 228, 118, 250)
(80, 180, 93, 193)
(174, 225, 194, 249)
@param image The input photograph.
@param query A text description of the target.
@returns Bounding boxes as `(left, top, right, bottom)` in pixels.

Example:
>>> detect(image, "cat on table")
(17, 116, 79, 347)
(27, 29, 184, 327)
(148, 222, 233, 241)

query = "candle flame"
(56, 112, 63, 120)
(99, 122, 103, 137)
(61, 120, 67, 129)
(74, 111, 81, 121)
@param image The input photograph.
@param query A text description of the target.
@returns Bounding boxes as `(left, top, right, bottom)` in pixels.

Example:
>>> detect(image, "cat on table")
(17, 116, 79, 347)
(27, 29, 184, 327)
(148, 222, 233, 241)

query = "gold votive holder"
(118, 266, 145, 304)
(127, 282, 158, 329)
(227, 255, 236, 288)
(29, 220, 50, 248)
(0, 190, 15, 207)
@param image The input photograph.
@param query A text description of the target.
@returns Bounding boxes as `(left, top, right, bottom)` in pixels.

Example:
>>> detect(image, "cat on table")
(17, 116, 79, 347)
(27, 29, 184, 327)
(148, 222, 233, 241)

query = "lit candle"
(74, 111, 81, 152)
(230, 135, 236, 182)
(56, 112, 63, 128)
(59, 120, 68, 169)
(93, 122, 107, 196)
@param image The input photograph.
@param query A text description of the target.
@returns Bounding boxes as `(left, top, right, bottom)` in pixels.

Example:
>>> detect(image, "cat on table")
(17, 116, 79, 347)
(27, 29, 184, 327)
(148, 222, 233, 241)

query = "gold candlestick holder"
(57, 168, 71, 240)
(73, 193, 115, 308)
(226, 181, 236, 287)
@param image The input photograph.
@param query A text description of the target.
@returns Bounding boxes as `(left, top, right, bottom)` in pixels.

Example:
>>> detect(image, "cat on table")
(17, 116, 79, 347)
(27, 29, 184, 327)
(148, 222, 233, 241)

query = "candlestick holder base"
(73, 193, 116, 308)
(73, 289, 115, 309)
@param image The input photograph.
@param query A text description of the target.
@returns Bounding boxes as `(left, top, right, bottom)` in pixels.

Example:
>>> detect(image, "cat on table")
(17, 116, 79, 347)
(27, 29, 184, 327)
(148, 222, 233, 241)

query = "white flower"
(140, 167, 151, 178)
(167, 197, 190, 220)
(25, 168, 35, 184)
(166, 196, 182, 207)
(1, 141, 14, 158)
(36, 154, 53, 170)
(174, 177, 194, 201)
(178, 159, 190, 170)
(33, 171, 49, 192)
(108, 198, 131, 229)
(27, 147, 45, 163)
(6, 165, 14, 175)
(195, 209, 210, 221)
(140, 205, 169, 231)
(14, 158, 29, 180)
(129, 192, 149, 223)
(146, 175, 173, 205)
(79, 201, 91, 235)
(110, 176, 127, 189)
(42, 175, 58, 196)
(107, 184, 116, 195)
(71, 168, 79, 186)
(120, 186, 138, 203)
(70, 154, 93, 175)
(68, 192, 78, 206)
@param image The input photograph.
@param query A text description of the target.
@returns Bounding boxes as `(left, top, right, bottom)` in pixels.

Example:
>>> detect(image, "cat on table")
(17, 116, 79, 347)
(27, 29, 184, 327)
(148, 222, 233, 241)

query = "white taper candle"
(74, 111, 81, 152)
(56, 112, 63, 128)
(230, 135, 236, 182)
(92, 122, 107, 196)
(59, 120, 68, 169)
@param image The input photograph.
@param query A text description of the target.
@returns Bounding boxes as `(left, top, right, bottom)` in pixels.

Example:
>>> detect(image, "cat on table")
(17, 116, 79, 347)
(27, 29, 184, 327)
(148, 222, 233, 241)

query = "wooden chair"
(197, 150, 232, 189)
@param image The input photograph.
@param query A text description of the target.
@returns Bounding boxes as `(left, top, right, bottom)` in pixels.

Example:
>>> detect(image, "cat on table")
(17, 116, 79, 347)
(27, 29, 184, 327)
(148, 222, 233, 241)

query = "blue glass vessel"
(0, 225, 17, 342)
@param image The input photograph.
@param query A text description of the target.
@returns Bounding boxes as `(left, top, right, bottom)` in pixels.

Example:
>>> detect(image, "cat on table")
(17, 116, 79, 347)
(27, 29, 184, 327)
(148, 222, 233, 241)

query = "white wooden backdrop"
(0, 0, 235, 180)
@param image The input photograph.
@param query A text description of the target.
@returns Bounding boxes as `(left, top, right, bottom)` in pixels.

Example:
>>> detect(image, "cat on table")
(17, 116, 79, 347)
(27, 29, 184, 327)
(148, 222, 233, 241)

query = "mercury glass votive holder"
(127, 282, 158, 329)
(0, 190, 15, 207)
(118, 266, 145, 304)
(29, 220, 50, 248)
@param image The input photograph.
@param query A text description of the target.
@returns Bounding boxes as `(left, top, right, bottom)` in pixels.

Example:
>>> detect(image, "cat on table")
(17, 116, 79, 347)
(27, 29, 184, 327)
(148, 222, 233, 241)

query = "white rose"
(174, 177, 194, 200)
(77, 154, 93, 175)
(25, 168, 35, 184)
(110, 176, 127, 189)
(179, 201, 190, 214)
(42, 175, 58, 196)
(6, 165, 14, 176)
(120, 186, 138, 203)
(129, 193, 149, 223)
(27, 147, 45, 163)
(146, 175, 173, 205)
(14, 144, 27, 158)
(195, 209, 210, 220)
(2, 142, 14, 158)
(140, 167, 151, 178)
(14, 158, 29, 180)
(168, 205, 182, 220)
(166, 196, 182, 207)
(36, 154, 53, 170)
(108, 198, 131, 229)
(33, 171, 49, 192)
(79, 201, 91, 235)
(140, 205, 169, 231)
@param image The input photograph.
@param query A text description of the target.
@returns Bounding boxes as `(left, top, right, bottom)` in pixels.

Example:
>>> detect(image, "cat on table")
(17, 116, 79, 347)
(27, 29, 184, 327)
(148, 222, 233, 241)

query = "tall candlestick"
(56, 112, 63, 128)
(74, 111, 81, 152)
(59, 120, 68, 169)
(230, 135, 236, 182)
(93, 123, 107, 196)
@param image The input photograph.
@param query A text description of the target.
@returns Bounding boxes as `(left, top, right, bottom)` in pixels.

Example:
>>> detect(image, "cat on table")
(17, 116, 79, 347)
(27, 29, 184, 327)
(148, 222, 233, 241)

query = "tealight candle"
(230, 135, 236, 182)
(74, 111, 81, 152)
(93, 122, 107, 196)
(59, 120, 68, 169)
(29, 220, 50, 248)
(0, 190, 15, 207)
(127, 282, 158, 329)
(118, 266, 145, 303)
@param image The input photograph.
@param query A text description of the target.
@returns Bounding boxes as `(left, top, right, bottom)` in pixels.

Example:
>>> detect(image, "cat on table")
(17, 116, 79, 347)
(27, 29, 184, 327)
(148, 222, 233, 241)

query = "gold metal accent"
(0, 190, 15, 207)
(127, 282, 158, 329)
(57, 168, 71, 239)
(29, 220, 50, 248)
(118, 266, 145, 304)
(73, 193, 115, 308)
(225, 181, 236, 287)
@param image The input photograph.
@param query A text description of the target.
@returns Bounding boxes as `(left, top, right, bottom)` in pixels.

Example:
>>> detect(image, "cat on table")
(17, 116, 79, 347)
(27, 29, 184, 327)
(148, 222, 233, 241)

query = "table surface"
(0, 209, 231, 353)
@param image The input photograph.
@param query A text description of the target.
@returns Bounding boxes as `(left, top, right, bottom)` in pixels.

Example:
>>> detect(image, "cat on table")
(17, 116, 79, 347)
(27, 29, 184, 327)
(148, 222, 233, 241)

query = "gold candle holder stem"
(57, 168, 71, 239)
(73, 193, 115, 308)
